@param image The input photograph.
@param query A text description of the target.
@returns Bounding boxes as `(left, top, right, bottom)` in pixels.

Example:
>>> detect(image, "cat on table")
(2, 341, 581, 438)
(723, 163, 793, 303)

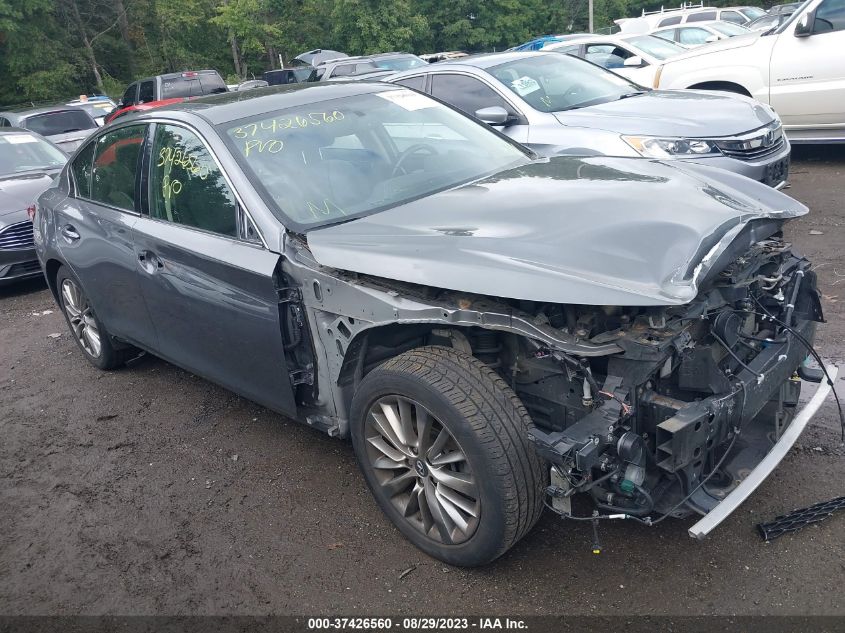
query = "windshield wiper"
(617, 91, 647, 100)
(58, 128, 84, 134)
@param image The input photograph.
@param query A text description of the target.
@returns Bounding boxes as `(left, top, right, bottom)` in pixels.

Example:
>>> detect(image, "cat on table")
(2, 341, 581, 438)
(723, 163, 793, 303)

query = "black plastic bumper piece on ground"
(757, 496, 845, 541)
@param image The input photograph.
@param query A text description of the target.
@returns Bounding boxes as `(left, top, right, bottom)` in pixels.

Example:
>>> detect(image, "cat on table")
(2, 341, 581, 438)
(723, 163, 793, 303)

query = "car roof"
(656, 19, 737, 29)
(0, 126, 39, 135)
(0, 105, 87, 118)
(418, 50, 563, 70)
(129, 81, 397, 126)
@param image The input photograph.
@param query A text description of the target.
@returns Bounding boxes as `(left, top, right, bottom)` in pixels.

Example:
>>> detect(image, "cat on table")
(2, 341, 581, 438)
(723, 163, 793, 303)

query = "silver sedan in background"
(387, 51, 791, 188)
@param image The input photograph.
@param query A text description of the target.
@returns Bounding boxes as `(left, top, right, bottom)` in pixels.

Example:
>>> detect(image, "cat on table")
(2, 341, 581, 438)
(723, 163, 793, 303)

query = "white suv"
(655, 0, 845, 143)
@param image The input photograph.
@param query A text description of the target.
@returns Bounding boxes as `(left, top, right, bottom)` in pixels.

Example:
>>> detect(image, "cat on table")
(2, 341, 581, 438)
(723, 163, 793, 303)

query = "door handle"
(61, 224, 80, 241)
(137, 250, 164, 274)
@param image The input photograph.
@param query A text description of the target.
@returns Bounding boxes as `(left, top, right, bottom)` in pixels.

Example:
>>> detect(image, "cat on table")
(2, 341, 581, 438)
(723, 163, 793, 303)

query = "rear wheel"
(56, 265, 135, 370)
(350, 346, 545, 566)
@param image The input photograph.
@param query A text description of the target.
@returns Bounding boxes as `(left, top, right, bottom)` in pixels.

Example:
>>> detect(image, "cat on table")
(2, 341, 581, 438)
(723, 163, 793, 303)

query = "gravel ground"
(1, 146, 844, 617)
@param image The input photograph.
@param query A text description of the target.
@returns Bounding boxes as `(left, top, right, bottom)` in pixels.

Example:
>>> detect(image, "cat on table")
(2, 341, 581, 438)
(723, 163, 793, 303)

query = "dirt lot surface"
(2, 147, 844, 617)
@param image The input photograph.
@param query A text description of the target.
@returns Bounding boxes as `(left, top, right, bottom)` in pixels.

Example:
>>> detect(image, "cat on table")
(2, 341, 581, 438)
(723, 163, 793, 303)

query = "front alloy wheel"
(364, 395, 481, 545)
(350, 346, 545, 567)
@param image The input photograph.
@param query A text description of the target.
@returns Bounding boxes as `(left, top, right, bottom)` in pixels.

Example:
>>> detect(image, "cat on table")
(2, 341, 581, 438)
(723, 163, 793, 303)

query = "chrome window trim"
(140, 117, 269, 250)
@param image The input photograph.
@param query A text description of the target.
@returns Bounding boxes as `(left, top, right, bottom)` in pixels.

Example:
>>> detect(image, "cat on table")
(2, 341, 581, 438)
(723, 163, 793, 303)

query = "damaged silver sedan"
(33, 83, 836, 566)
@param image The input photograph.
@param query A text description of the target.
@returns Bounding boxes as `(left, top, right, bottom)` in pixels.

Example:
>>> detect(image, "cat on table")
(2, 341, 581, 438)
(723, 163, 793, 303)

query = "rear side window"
(91, 125, 146, 211)
(149, 124, 237, 237)
(199, 73, 227, 94)
(71, 141, 96, 198)
(658, 16, 683, 26)
(161, 73, 227, 98)
(430, 74, 514, 116)
(162, 78, 201, 98)
(394, 75, 426, 90)
(720, 10, 746, 23)
(686, 10, 717, 21)
(24, 110, 97, 136)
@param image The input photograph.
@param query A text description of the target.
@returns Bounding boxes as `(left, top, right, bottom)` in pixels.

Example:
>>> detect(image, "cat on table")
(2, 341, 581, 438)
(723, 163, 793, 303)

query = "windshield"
(71, 100, 116, 120)
(624, 35, 687, 59)
(372, 56, 427, 71)
(0, 133, 66, 175)
(24, 110, 96, 136)
(710, 21, 750, 35)
(489, 53, 640, 112)
(739, 6, 766, 19)
(222, 89, 529, 230)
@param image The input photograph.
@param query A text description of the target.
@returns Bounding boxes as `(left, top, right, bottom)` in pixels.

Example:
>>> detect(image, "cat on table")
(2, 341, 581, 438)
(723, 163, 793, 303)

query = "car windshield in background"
(489, 54, 640, 113)
(222, 90, 528, 229)
(740, 6, 766, 19)
(162, 74, 227, 98)
(0, 133, 66, 175)
(24, 110, 96, 136)
(373, 56, 427, 71)
(74, 101, 116, 119)
(710, 21, 750, 36)
(625, 35, 687, 59)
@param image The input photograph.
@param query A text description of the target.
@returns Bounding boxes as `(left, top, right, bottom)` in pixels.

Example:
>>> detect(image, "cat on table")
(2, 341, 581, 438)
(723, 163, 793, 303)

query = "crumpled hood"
(0, 172, 57, 218)
(307, 156, 807, 306)
(554, 89, 775, 137)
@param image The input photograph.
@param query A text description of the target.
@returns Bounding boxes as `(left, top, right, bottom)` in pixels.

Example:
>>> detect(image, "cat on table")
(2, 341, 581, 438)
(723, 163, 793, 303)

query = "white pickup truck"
(655, 0, 845, 142)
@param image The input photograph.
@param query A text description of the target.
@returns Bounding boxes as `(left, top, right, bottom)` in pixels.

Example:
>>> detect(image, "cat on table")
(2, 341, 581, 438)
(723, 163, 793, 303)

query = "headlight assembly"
(622, 135, 720, 159)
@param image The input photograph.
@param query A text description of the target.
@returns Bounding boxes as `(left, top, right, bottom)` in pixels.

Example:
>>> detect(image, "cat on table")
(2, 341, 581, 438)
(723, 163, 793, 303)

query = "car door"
(427, 73, 529, 144)
(583, 43, 653, 84)
(53, 124, 158, 349)
(131, 121, 297, 416)
(769, 0, 845, 130)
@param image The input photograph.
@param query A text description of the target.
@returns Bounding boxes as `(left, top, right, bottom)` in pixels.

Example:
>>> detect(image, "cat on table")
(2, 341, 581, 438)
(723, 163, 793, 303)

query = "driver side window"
(429, 74, 514, 118)
(814, 0, 845, 32)
(149, 124, 238, 238)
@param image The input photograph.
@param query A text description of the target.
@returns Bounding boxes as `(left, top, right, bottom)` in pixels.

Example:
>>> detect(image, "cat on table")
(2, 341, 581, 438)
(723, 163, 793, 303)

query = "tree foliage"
(0, 0, 763, 106)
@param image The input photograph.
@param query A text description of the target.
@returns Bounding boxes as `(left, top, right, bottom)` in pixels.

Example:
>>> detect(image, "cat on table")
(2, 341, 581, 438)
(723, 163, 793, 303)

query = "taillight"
(26, 204, 36, 222)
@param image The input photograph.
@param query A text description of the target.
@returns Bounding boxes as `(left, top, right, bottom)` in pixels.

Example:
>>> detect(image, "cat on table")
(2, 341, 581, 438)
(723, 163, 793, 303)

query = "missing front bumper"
(688, 363, 838, 540)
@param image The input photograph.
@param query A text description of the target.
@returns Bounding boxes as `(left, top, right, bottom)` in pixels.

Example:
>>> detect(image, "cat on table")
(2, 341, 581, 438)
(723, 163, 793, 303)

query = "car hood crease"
(306, 156, 807, 306)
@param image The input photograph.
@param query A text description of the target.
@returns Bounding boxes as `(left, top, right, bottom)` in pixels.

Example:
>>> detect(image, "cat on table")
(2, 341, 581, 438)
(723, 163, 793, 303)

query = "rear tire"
(56, 265, 135, 370)
(350, 345, 545, 566)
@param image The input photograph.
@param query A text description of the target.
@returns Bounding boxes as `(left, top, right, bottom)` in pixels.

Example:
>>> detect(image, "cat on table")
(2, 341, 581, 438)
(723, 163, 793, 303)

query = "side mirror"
(475, 106, 510, 126)
(794, 11, 814, 37)
(623, 55, 646, 67)
(704, 34, 719, 43)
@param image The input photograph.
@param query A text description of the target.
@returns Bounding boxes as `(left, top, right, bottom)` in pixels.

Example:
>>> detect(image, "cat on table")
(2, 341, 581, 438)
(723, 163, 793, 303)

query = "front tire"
(350, 346, 545, 566)
(56, 265, 134, 370)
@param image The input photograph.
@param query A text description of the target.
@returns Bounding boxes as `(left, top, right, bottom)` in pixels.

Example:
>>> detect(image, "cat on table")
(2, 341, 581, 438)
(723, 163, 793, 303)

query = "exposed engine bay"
(289, 221, 826, 528)
(521, 230, 824, 522)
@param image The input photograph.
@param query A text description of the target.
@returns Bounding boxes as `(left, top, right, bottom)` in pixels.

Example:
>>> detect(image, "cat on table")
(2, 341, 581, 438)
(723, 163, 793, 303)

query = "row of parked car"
(1, 0, 842, 289)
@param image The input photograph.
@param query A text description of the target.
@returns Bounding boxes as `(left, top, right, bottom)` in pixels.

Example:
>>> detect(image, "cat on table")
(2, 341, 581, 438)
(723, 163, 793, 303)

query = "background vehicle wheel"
(350, 345, 545, 567)
(56, 265, 135, 370)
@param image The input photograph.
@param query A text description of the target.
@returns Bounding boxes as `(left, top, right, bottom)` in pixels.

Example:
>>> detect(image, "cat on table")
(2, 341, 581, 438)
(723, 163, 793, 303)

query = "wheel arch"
(44, 257, 64, 303)
(686, 80, 753, 97)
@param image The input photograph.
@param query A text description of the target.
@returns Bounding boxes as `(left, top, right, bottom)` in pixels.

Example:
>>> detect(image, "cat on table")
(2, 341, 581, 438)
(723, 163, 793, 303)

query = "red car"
(104, 98, 186, 124)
